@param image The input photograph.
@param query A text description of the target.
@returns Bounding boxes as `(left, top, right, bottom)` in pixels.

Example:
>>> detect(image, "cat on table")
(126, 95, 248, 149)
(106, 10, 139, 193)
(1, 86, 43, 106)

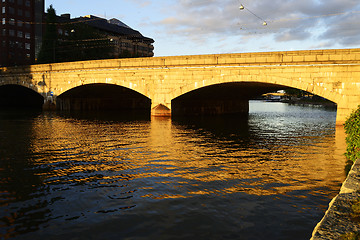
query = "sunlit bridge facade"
(1, 48, 359, 124)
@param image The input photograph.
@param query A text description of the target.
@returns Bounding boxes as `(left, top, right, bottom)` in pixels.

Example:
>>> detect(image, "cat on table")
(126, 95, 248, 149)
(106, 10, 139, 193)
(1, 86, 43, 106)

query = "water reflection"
(0, 102, 347, 240)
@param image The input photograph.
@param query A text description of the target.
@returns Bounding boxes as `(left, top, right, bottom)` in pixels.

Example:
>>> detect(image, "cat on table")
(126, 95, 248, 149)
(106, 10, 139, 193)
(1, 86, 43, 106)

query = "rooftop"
(58, 14, 154, 43)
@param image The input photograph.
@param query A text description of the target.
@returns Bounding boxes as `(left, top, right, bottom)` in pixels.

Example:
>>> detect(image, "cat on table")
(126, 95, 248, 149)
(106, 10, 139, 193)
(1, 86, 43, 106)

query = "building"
(0, 0, 44, 67)
(0, 1, 154, 67)
(56, 14, 154, 58)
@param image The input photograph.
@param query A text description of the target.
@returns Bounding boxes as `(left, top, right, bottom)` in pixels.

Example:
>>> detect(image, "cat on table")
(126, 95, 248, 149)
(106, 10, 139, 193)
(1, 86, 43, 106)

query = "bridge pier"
(42, 97, 56, 111)
(151, 103, 172, 117)
(336, 103, 359, 126)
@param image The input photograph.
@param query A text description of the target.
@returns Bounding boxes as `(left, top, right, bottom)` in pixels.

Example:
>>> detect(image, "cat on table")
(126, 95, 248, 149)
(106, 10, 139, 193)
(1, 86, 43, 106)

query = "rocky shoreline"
(311, 159, 360, 239)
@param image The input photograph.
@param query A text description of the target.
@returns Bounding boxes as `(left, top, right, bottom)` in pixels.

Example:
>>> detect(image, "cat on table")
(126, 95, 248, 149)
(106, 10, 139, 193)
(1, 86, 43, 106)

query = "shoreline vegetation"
(345, 105, 360, 175)
(342, 105, 360, 239)
(345, 105, 360, 164)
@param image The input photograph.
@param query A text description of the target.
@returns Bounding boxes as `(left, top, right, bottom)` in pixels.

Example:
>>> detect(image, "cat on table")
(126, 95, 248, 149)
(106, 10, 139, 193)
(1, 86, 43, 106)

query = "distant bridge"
(1, 48, 360, 125)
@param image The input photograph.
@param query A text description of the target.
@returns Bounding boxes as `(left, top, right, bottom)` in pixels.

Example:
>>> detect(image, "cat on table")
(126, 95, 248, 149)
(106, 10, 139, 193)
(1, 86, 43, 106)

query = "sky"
(44, 0, 360, 57)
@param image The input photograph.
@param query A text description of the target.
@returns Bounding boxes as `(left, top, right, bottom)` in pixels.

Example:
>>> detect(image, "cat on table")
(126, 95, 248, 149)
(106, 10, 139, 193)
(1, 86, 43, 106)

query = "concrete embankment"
(311, 159, 360, 239)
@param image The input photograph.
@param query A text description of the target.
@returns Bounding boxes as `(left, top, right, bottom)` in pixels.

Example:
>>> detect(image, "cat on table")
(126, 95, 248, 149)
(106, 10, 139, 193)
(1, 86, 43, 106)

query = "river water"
(0, 101, 347, 240)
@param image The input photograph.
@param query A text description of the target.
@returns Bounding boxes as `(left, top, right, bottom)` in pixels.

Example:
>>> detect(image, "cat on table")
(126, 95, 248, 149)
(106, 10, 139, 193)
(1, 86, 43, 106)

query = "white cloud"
(152, 0, 360, 54)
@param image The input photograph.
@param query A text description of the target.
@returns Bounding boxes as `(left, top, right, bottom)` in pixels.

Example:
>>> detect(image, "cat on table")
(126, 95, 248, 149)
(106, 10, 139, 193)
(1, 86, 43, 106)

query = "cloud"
(275, 29, 311, 42)
(153, 0, 360, 50)
(320, 12, 360, 45)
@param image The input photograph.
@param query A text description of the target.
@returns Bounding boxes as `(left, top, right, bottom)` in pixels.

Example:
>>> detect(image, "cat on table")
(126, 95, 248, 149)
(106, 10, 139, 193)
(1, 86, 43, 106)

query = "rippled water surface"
(0, 101, 347, 239)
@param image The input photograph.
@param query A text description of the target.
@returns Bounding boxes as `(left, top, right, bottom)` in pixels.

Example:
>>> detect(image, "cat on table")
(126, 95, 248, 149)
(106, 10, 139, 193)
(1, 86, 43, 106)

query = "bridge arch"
(167, 69, 339, 116)
(56, 83, 151, 112)
(169, 74, 340, 105)
(53, 75, 149, 101)
(0, 84, 44, 109)
(0, 78, 41, 94)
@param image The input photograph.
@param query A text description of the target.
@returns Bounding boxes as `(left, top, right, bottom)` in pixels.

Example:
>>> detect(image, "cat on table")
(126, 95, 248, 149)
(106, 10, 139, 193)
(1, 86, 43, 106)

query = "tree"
(285, 88, 306, 98)
(37, 5, 58, 64)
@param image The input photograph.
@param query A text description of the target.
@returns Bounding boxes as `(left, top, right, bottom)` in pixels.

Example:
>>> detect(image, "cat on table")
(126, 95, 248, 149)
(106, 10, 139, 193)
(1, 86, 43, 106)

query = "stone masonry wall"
(311, 159, 360, 239)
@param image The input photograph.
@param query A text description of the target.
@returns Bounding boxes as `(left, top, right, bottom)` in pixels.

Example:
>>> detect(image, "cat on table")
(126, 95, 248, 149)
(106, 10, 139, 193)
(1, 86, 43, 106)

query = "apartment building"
(57, 14, 154, 58)
(0, 1, 154, 67)
(0, 0, 44, 66)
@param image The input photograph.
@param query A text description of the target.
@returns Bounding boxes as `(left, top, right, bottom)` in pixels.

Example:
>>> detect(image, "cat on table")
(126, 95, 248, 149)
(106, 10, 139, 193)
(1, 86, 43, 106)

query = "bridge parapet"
(1, 48, 357, 74)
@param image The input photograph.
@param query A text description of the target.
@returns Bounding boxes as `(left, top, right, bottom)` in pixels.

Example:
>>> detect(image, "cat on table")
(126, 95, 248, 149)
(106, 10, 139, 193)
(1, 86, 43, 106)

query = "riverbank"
(282, 99, 337, 109)
(311, 159, 360, 239)
(256, 96, 337, 109)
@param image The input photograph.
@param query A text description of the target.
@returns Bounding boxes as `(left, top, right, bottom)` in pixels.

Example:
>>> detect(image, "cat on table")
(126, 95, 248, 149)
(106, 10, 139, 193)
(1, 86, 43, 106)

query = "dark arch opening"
(57, 83, 151, 114)
(172, 82, 336, 116)
(172, 82, 285, 116)
(0, 84, 44, 110)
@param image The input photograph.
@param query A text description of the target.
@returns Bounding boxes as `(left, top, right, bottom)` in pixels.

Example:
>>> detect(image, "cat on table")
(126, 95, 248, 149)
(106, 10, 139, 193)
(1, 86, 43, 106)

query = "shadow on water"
(0, 109, 50, 239)
(56, 110, 151, 123)
(0, 108, 42, 120)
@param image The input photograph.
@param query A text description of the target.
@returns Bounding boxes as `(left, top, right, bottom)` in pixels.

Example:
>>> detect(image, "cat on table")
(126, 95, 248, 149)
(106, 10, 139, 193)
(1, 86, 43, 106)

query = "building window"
(18, 0, 23, 5)
(25, 0, 29, 6)
(9, 29, 15, 36)
(25, 43, 30, 49)
(25, 32, 30, 39)
(18, 9, 22, 16)
(17, 20, 22, 27)
(17, 31, 22, 38)
(9, 0, 14, 2)
(2, 18, 5, 25)
(2, 7, 5, 14)
(9, 18, 15, 25)
(2, 29, 6, 36)
(9, 7, 14, 15)
(25, 11, 30, 18)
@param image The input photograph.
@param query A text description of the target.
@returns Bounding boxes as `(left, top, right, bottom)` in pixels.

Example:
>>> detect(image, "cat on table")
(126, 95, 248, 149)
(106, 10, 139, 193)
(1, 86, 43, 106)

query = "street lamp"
(239, 3, 267, 26)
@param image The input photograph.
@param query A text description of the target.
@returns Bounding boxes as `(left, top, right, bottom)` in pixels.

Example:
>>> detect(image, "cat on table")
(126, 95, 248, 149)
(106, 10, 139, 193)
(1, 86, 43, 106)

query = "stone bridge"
(1, 48, 360, 125)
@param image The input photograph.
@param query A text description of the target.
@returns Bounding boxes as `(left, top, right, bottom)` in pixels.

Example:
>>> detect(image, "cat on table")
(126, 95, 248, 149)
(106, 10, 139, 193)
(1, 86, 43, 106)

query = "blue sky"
(45, 0, 360, 57)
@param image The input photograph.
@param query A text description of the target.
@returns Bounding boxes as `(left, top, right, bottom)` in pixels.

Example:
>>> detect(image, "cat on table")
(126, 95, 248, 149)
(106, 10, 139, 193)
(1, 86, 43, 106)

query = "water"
(0, 101, 347, 240)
